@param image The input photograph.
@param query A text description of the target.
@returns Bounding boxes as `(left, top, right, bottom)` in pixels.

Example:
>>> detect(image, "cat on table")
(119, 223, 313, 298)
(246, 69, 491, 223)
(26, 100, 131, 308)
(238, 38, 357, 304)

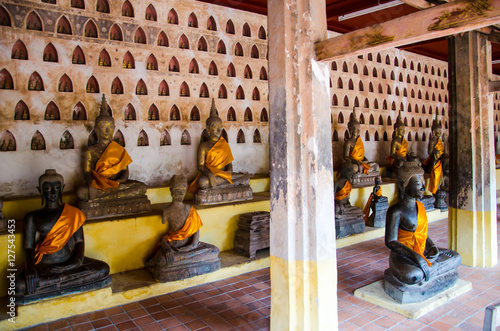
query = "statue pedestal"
(351, 173, 381, 186)
(383, 268, 458, 304)
(335, 216, 365, 239)
(78, 196, 151, 219)
(233, 211, 270, 258)
(418, 195, 435, 212)
(195, 185, 253, 205)
(434, 190, 448, 210)
(367, 198, 389, 228)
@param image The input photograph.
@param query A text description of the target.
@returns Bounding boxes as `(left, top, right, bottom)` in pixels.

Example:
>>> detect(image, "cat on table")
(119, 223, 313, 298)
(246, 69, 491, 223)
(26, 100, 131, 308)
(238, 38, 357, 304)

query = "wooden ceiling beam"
(399, 0, 433, 9)
(316, 0, 500, 62)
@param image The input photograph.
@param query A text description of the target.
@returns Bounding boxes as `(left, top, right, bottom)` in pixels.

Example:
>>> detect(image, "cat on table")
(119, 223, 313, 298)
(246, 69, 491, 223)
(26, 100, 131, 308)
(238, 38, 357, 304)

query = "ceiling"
(197, 0, 500, 75)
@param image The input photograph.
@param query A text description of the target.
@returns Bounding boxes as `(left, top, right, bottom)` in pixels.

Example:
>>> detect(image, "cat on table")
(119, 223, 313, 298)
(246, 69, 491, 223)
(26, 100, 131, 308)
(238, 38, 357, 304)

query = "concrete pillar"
(448, 31, 498, 268)
(267, 0, 338, 329)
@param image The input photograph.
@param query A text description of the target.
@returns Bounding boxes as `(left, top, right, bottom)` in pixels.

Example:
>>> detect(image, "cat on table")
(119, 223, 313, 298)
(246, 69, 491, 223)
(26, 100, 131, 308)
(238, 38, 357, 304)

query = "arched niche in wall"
(189, 59, 199, 74)
(342, 62, 348, 72)
(98, 49, 111, 67)
(84, 20, 98, 38)
(332, 94, 338, 106)
(252, 87, 260, 101)
(199, 83, 209, 98)
(31, 130, 46, 150)
(226, 20, 235, 34)
(0, 130, 16, 151)
(169, 56, 179, 72)
(207, 16, 217, 31)
(363, 98, 369, 108)
(28, 71, 44, 91)
(244, 107, 253, 121)
(260, 67, 268, 80)
(227, 107, 236, 121)
(148, 104, 159, 120)
(73, 102, 87, 120)
(56, 16, 72, 35)
(209, 61, 218, 75)
(260, 108, 268, 122)
(136, 79, 147, 95)
(134, 27, 146, 44)
(181, 130, 191, 145)
(217, 40, 226, 54)
(178, 34, 189, 49)
(343, 96, 349, 107)
(383, 131, 388, 141)
(137, 130, 149, 147)
(86, 76, 99, 93)
(27, 11, 43, 31)
(96, 0, 110, 13)
(72, 46, 85, 64)
(179, 82, 189, 97)
(227, 63, 236, 77)
(235, 43, 243, 56)
(168, 9, 178, 24)
(244, 65, 252, 79)
(147, 54, 158, 70)
(45, 101, 60, 120)
(188, 12, 198, 27)
(237, 129, 246, 143)
(0, 68, 13, 90)
(60, 130, 74, 150)
(197, 36, 207, 51)
(124, 103, 136, 120)
(110, 24, 123, 41)
(253, 129, 261, 143)
(258, 26, 266, 39)
(42, 42, 59, 63)
(12, 40, 28, 60)
(218, 84, 227, 99)
(157, 31, 168, 47)
(145, 4, 157, 21)
(190, 106, 200, 121)
(123, 52, 135, 69)
(332, 130, 339, 142)
(122, 0, 134, 17)
(15, 100, 29, 120)
(251, 45, 259, 58)
(160, 130, 171, 146)
(0, 5, 12, 27)
(337, 78, 343, 89)
(58, 74, 73, 92)
(374, 131, 379, 141)
(111, 77, 123, 94)
(71, 0, 84, 9)
(236, 86, 244, 99)
(170, 105, 180, 120)
(114, 130, 125, 147)
(242, 23, 251, 37)
(158, 80, 169, 96)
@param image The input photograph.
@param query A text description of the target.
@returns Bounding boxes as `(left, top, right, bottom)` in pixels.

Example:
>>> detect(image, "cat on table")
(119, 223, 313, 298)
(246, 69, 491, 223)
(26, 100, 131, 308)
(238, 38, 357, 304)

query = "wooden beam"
(316, 0, 500, 62)
(399, 0, 433, 9)
(489, 80, 500, 92)
(487, 30, 500, 44)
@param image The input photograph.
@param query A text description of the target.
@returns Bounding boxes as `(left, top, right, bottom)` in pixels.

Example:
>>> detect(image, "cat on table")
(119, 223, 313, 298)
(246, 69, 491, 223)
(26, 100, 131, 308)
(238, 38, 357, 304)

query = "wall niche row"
(253, 129, 261, 143)
(58, 74, 73, 92)
(31, 130, 46, 150)
(170, 105, 181, 120)
(0, 131, 16, 151)
(99, 49, 111, 66)
(125, 104, 136, 120)
(148, 104, 159, 120)
(96, 0, 110, 13)
(1, 69, 14, 89)
(72, 46, 85, 64)
(57, 16, 72, 35)
(110, 24, 123, 41)
(190, 106, 200, 121)
(12, 40, 28, 60)
(15, 100, 30, 120)
(237, 129, 245, 143)
(111, 78, 123, 94)
(45, 101, 60, 120)
(159, 80, 169, 96)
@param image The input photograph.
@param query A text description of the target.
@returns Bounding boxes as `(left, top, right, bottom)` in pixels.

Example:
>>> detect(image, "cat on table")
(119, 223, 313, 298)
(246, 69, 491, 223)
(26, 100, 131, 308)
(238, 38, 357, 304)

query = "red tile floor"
(22, 217, 500, 331)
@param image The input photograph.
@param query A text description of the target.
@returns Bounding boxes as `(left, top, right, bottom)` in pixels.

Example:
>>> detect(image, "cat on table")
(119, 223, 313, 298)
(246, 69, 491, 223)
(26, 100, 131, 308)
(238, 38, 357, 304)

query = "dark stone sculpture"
(334, 167, 365, 238)
(365, 177, 389, 228)
(147, 175, 220, 282)
(386, 111, 408, 178)
(16, 170, 111, 305)
(76, 95, 151, 219)
(233, 211, 270, 258)
(384, 161, 461, 304)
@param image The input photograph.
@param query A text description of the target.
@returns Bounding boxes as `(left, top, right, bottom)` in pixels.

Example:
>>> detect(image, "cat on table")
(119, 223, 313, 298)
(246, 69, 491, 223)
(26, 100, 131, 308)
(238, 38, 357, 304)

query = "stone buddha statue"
(386, 110, 408, 176)
(147, 175, 220, 282)
(334, 167, 365, 238)
(363, 177, 389, 228)
(384, 161, 461, 303)
(76, 95, 151, 218)
(188, 99, 252, 204)
(340, 108, 381, 186)
(16, 170, 111, 305)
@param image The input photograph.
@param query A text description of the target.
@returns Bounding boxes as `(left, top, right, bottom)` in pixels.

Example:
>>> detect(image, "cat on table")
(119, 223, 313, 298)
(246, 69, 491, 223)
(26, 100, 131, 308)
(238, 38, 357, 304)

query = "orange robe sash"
(423, 139, 444, 194)
(350, 137, 370, 174)
(397, 201, 432, 266)
(335, 180, 352, 201)
(386, 138, 408, 166)
(34, 204, 86, 265)
(91, 141, 132, 190)
(188, 137, 234, 193)
(363, 187, 382, 222)
(163, 206, 203, 242)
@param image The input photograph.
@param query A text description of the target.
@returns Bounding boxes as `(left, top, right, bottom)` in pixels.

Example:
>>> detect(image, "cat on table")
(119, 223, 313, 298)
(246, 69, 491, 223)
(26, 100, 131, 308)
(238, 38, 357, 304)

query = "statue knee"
(76, 186, 89, 200)
(198, 176, 209, 189)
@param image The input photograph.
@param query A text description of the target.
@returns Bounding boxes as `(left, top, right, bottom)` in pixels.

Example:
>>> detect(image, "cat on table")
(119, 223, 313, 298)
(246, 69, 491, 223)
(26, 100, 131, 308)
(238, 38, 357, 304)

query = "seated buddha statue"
(76, 95, 150, 218)
(16, 170, 111, 304)
(384, 161, 461, 303)
(334, 167, 365, 238)
(340, 108, 380, 186)
(147, 175, 220, 282)
(422, 115, 445, 195)
(188, 99, 252, 204)
(386, 110, 408, 176)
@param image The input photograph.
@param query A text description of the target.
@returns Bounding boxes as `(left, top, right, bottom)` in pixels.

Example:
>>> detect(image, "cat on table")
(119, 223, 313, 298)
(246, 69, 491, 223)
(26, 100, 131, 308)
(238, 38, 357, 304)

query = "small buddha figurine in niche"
(15, 170, 111, 305)
(384, 161, 461, 304)
(386, 110, 408, 177)
(340, 107, 381, 186)
(147, 175, 220, 282)
(188, 99, 252, 205)
(76, 94, 151, 219)
(334, 167, 365, 238)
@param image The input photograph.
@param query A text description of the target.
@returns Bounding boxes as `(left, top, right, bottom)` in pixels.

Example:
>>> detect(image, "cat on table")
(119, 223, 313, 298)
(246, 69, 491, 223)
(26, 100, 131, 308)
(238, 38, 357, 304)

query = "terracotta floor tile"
(184, 319, 208, 331)
(132, 315, 155, 326)
(71, 322, 95, 331)
(122, 303, 141, 312)
(138, 322, 163, 331)
(176, 312, 198, 324)
(47, 319, 69, 331)
(126, 308, 148, 319)
(90, 318, 112, 329)
(67, 314, 90, 326)
(138, 298, 158, 308)
(150, 310, 171, 322)
(87, 310, 107, 321)
(109, 313, 131, 325)
(105, 306, 125, 317)
(96, 325, 118, 331)
(114, 321, 138, 331)
(158, 316, 182, 328)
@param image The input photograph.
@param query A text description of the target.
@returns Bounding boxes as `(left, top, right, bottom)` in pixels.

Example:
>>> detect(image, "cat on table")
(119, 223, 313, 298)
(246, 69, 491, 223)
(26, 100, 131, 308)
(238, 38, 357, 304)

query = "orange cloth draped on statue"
(397, 201, 432, 266)
(386, 138, 408, 166)
(423, 139, 444, 194)
(91, 141, 133, 190)
(363, 187, 382, 222)
(335, 180, 352, 201)
(350, 137, 370, 174)
(188, 137, 234, 193)
(163, 206, 203, 242)
(34, 204, 86, 265)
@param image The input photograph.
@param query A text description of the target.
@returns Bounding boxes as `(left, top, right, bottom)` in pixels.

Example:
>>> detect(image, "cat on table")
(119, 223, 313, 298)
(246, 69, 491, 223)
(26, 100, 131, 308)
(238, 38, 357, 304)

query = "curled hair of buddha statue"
(170, 174, 188, 189)
(431, 112, 441, 132)
(347, 107, 360, 133)
(95, 94, 114, 127)
(394, 109, 405, 130)
(206, 98, 222, 127)
(38, 169, 64, 204)
(396, 160, 424, 199)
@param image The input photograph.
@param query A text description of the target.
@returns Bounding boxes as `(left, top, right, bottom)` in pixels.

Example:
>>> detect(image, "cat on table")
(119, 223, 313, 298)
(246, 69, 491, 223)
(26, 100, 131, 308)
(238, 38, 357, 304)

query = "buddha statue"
(363, 177, 389, 228)
(334, 167, 365, 238)
(76, 95, 151, 218)
(386, 110, 408, 177)
(188, 99, 252, 204)
(422, 114, 446, 209)
(340, 108, 381, 186)
(147, 175, 220, 282)
(16, 170, 111, 305)
(384, 161, 461, 303)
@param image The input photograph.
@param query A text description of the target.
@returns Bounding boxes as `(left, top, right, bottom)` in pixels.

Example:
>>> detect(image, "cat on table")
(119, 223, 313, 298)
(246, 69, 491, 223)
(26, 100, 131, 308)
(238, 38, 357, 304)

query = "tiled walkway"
(23, 217, 500, 331)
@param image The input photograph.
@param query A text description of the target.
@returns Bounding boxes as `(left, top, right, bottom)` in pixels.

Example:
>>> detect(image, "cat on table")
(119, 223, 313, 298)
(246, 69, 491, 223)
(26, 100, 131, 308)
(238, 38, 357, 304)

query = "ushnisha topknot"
(394, 109, 405, 130)
(348, 107, 360, 132)
(39, 169, 64, 188)
(206, 98, 222, 127)
(431, 112, 441, 131)
(95, 94, 114, 127)
(397, 160, 424, 188)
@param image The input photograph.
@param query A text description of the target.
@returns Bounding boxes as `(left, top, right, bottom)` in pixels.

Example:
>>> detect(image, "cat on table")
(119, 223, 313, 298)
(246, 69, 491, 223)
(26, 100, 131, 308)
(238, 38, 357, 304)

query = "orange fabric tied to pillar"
(350, 137, 370, 174)
(363, 187, 382, 222)
(91, 141, 133, 190)
(397, 201, 432, 266)
(188, 137, 234, 193)
(423, 139, 444, 194)
(34, 204, 87, 264)
(385, 138, 408, 166)
(335, 180, 352, 201)
(163, 206, 203, 242)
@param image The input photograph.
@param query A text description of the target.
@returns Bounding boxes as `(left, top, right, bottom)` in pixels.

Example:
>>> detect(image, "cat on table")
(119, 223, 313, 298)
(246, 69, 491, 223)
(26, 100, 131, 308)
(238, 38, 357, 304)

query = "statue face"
(397, 126, 405, 138)
(350, 124, 360, 138)
(209, 121, 222, 139)
(41, 181, 62, 204)
(433, 128, 442, 138)
(170, 182, 187, 201)
(96, 120, 115, 142)
(405, 174, 425, 199)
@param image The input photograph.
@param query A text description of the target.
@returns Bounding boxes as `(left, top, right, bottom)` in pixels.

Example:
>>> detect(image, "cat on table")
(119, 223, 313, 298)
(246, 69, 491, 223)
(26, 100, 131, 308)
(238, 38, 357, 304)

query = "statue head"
(170, 174, 188, 202)
(347, 107, 360, 138)
(206, 99, 222, 140)
(94, 94, 115, 143)
(394, 110, 405, 138)
(38, 169, 64, 205)
(431, 113, 442, 138)
(338, 165, 355, 183)
(397, 161, 425, 200)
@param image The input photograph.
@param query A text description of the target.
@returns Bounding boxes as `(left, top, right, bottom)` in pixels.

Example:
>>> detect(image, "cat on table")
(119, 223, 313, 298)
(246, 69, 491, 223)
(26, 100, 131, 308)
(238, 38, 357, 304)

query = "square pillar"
(448, 31, 498, 267)
(268, 0, 338, 329)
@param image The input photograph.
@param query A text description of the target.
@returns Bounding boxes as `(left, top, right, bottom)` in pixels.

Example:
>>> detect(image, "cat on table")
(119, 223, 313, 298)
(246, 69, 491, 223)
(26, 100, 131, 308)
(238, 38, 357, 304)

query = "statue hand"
(51, 259, 82, 273)
(420, 261, 431, 281)
(426, 246, 439, 262)
(25, 266, 38, 294)
(208, 173, 217, 188)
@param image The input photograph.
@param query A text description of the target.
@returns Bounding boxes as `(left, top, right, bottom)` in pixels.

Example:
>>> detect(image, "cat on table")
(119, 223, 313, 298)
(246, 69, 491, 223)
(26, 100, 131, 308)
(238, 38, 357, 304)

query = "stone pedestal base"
(335, 216, 365, 239)
(351, 173, 382, 186)
(383, 268, 458, 304)
(78, 196, 151, 219)
(233, 211, 270, 258)
(434, 190, 448, 210)
(195, 185, 253, 205)
(418, 195, 435, 212)
(367, 198, 389, 228)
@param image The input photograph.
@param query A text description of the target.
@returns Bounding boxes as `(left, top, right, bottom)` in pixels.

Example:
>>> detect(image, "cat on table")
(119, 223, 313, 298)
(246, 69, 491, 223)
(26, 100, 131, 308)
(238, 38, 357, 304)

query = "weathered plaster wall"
(0, 0, 269, 197)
